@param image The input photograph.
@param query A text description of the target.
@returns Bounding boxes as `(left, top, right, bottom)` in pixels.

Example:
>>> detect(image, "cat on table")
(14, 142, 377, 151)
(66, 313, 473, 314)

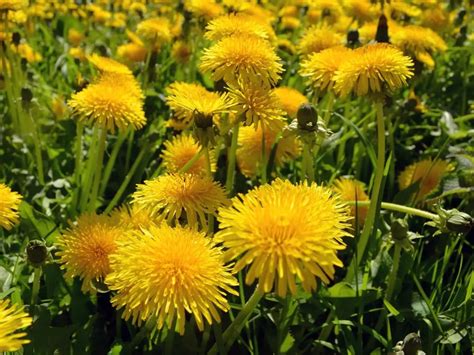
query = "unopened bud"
(347, 29, 360, 47)
(26, 240, 48, 267)
(446, 211, 473, 234)
(194, 111, 213, 129)
(375, 14, 390, 43)
(296, 103, 318, 132)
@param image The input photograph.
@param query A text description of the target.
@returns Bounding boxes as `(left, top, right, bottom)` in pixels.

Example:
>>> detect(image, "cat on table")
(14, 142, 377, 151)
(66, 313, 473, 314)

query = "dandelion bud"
(26, 240, 48, 267)
(347, 29, 360, 47)
(375, 14, 390, 43)
(402, 332, 423, 355)
(391, 219, 408, 243)
(194, 111, 213, 129)
(296, 103, 318, 132)
(21, 87, 33, 104)
(12, 32, 21, 46)
(446, 211, 473, 234)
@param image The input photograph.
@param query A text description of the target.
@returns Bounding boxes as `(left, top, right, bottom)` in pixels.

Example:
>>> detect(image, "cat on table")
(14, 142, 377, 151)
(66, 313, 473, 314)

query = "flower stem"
(204, 146, 215, 235)
(345, 201, 439, 221)
(30, 267, 42, 305)
(79, 126, 100, 211)
(88, 128, 107, 212)
(385, 244, 402, 301)
(72, 122, 83, 213)
(225, 123, 240, 194)
(345, 101, 386, 282)
(260, 125, 267, 184)
(179, 148, 205, 174)
(302, 144, 315, 183)
(100, 128, 128, 196)
(209, 287, 264, 354)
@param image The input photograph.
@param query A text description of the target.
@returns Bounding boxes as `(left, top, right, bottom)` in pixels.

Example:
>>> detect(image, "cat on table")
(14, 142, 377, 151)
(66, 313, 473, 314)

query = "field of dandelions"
(0, 0, 473, 354)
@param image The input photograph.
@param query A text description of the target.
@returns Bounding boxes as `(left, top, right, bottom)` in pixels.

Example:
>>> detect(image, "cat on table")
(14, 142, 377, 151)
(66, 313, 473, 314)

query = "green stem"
(208, 288, 264, 354)
(179, 148, 205, 174)
(31, 267, 42, 305)
(164, 320, 176, 355)
(225, 123, 240, 194)
(79, 126, 100, 211)
(72, 122, 83, 213)
(315, 310, 335, 352)
(104, 144, 149, 214)
(204, 146, 215, 235)
(302, 144, 315, 183)
(346, 101, 386, 282)
(260, 125, 267, 184)
(212, 323, 225, 355)
(100, 128, 128, 196)
(88, 128, 107, 212)
(385, 244, 402, 301)
(345, 201, 439, 221)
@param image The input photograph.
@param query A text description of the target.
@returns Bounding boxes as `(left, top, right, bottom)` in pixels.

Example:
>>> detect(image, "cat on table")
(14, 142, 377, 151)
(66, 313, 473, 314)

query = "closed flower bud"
(296, 103, 318, 132)
(26, 240, 48, 267)
(375, 14, 390, 43)
(446, 211, 473, 234)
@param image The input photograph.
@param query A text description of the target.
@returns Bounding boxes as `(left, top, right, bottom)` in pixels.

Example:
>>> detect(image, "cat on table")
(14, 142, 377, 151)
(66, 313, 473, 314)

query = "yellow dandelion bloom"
(12, 43, 42, 63)
(132, 173, 228, 229)
(334, 43, 414, 98)
(398, 158, 453, 202)
(161, 134, 215, 175)
(110, 204, 158, 231)
(0, 0, 27, 11)
(69, 47, 86, 61)
(273, 87, 308, 118)
(106, 224, 238, 335)
(281, 16, 301, 31)
(136, 17, 171, 48)
(166, 81, 235, 127)
(88, 54, 133, 76)
(298, 26, 344, 56)
(0, 299, 32, 352)
(68, 74, 146, 131)
(200, 34, 283, 87)
(388, 1, 421, 19)
(307, 0, 343, 25)
(343, 0, 377, 23)
(421, 6, 450, 32)
(56, 214, 123, 293)
(171, 40, 192, 64)
(333, 178, 369, 227)
(0, 183, 22, 230)
(117, 43, 148, 63)
(67, 28, 84, 46)
(237, 126, 301, 178)
(215, 179, 351, 297)
(391, 25, 447, 69)
(300, 46, 353, 93)
(185, 0, 223, 20)
(205, 13, 274, 41)
(228, 79, 285, 128)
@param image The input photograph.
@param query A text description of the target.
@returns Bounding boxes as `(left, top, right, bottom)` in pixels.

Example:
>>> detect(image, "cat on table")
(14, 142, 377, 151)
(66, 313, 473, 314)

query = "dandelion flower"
(398, 158, 453, 202)
(421, 6, 450, 32)
(161, 134, 215, 175)
(391, 25, 447, 69)
(137, 17, 171, 48)
(56, 214, 123, 293)
(88, 54, 133, 76)
(0, 299, 32, 352)
(200, 34, 283, 87)
(117, 43, 148, 63)
(0, 183, 22, 230)
(298, 26, 344, 56)
(110, 204, 158, 231)
(334, 43, 414, 98)
(166, 82, 235, 127)
(184, 0, 223, 20)
(106, 224, 238, 335)
(300, 46, 353, 92)
(0, 0, 27, 11)
(307, 0, 343, 25)
(216, 179, 351, 297)
(68, 74, 146, 131)
(67, 28, 84, 46)
(237, 126, 301, 178)
(333, 178, 369, 227)
(228, 79, 285, 128)
(205, 13, 274, 41)
(132, 173, 228, 229)
(273, 87, 308, 118)
(343, 0, 377, 23)
(171, 40, 192, 64)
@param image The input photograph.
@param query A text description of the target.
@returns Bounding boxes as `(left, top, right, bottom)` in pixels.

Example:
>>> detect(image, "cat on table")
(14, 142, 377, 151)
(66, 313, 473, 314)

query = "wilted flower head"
(68, 73, 146, 131)
(228, 79, 285, 128)
(333, 178, 369, 227)
(216, 179, 351, 297)
(106, 224, 238, 335)
(0, 299, 32, 352)
(200, 34, 283, 86)
(0, 183, 22, 230)
(56, 213, 124, 293)
(237, 126, 301, 178)
(398, 158, 453, 202)
(300, 46, 353, 93)
(334, 43, 414, 98)
(132, 173, 228, 229)
(273, 87, 308, 118)
(161, 134, 215, 175)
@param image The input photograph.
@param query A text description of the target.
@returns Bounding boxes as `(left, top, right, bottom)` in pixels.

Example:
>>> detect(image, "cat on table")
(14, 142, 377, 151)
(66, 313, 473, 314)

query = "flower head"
(205, 13, 274, 41)
(332, 178, 369, 227)
(334, 43, 414, 97)
(273, 87, 308, 118)
(88, 54, 133, 76)
(398, 158, 453, 202)
(161, 134, 215, 175)
(132, 173, 228, 229)
(117, 43, 148, 63)
(300, 46, 353, 93)
(68, 74, 146, 131)
(0, 299, 32, 352)
(166, 82, 235, 128)
(200, 34, 283, 86)
(215, 179, 351, 297)
(0, 183, 22, 230)
(56, 213, 123, 292)
(228, 79, 285, 128)
(137, 17, 172, 48)
(237, 126, 301, 178)
(391, 25, 447, 68)
(184, 0, 223, 20)
(0, 0, 27, 11)
(110, 204, 158, 232)
(106, 224, 238, 335)
(343, 0, 377, 23)
(298, 26, 344, 56)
